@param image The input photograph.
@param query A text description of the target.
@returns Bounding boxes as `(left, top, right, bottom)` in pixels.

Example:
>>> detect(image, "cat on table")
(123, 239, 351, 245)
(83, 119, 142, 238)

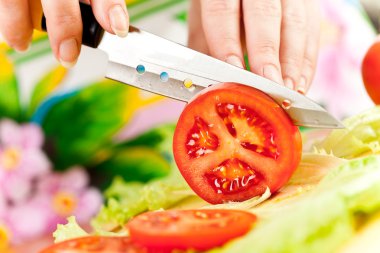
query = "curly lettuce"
(316, 107, 380, 158)
(210, 155, 380, 253)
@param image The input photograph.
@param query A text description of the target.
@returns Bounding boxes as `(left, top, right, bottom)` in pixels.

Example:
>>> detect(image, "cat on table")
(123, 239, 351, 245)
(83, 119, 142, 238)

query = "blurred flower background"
(0, 0, 378, 252)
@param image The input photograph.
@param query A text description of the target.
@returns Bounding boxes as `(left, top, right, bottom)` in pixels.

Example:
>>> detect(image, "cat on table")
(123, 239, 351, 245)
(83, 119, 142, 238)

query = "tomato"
(40, 236, 146, 253)
(173, 83, 302, 204)
(362, 40, 380, 104)
(127, 209, 257, 252)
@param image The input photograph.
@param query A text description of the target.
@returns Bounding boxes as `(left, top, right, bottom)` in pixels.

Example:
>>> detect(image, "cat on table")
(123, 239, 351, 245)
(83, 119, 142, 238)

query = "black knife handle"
(32, 1, 104, 48)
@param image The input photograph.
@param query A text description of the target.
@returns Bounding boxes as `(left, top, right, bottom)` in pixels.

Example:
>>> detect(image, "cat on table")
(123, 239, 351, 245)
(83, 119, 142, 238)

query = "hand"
(188, 0, 321, 93)
(0, 0, 129, 68)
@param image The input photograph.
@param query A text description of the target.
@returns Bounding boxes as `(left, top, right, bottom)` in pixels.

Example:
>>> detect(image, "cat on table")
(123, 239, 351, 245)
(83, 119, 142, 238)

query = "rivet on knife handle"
(29, 0, 105, 48)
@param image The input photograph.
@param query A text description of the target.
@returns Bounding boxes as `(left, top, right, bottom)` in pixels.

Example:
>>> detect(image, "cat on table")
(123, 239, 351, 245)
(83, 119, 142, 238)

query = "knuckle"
(256, 41, 278, 56)
(203, 0, 239, 16)
(303, 56, 316, 72)
(282, 9, 306, 30)
(51, 12, 81, 28)
(246, 1, 281, 18)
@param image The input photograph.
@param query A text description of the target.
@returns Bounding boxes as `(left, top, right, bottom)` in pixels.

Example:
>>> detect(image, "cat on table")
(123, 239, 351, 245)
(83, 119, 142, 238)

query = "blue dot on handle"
(136, 65, 145, 74)
(160, 72, 169, 82)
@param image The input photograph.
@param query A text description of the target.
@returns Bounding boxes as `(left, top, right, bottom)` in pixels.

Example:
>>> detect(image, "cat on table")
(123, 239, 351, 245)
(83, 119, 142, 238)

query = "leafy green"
(211, 155, 380, 253)
(0, 54, 21, 121)
(42, 80, 138, 169)
(91, 171, 194, 232)
(91, 147, 171, 190)
(316, 107, 380, 158)
(28, 65, 68, 117)
(53, 217, 88, 243)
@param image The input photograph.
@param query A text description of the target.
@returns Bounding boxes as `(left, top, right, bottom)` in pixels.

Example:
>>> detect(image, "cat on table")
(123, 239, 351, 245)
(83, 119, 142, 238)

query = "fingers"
(298, 0, 321, 93)
(200, 0, 244, 68)
(279, 0, 307, 90)
(243, 0, 283, 84)
(0, 0, 33, 52)
(41, 0, 82, 67)
(188, 0, 209, 54)
(89, 0, 129, 37)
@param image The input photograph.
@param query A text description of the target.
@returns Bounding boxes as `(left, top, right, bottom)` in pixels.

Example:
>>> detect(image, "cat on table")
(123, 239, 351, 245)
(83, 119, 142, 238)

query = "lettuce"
(316, 107, 380, 158)
(210, 155, 380, 253)
(53, 217, 88, 243)
(91, 170, 194, 232)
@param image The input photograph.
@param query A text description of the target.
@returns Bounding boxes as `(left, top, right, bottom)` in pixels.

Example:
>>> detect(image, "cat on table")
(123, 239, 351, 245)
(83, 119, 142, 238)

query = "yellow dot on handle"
(183, 78, 193, 88)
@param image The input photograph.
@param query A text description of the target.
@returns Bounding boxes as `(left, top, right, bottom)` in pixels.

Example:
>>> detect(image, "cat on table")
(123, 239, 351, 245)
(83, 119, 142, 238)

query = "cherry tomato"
(362, 40, 380, 104)
(173, 83, 302, 204)
(128, 209, 257, 252)
(40, 236, 146, 253)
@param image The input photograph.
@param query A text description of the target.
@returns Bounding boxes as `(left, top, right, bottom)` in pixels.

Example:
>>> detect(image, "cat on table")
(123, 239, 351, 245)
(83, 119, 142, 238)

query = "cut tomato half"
(40, 236, 146, 253)
(128, 209, 257, 252)
(173, 83, 302, 204)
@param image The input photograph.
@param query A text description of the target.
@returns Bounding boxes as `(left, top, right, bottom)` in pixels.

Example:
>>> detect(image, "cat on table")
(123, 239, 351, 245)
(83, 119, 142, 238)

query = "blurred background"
(0, 0, 379, 252)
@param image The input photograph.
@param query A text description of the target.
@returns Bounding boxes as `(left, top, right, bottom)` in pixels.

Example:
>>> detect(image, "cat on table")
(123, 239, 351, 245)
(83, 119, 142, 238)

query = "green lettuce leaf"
(91, 170, 194, 232)
(53, 217, 88, 243)
(316, 107, 380, 158)
(211, 155, 380, 253)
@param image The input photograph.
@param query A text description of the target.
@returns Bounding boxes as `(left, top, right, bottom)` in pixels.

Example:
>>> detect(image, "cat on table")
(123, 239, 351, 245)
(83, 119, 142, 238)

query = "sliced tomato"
(128, 209, 257, 252)
(362, 40, 380, 104)
(173, 83, 302, 204)
(40, 236, 146, 253)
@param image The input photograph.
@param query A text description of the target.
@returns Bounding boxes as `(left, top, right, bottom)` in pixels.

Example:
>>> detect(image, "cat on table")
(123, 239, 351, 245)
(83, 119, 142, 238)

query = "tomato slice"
(40, 236, 146, 253)
(127, 209, 257, 252)
(173, 83, 302, 204)
(362, 40, 380, 104)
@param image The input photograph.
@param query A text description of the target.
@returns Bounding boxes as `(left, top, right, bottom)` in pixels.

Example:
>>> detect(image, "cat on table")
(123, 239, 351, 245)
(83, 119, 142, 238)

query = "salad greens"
(210, 155, 380, 253)
(53, 217, 88, 243)
(316, 107, 380, 158)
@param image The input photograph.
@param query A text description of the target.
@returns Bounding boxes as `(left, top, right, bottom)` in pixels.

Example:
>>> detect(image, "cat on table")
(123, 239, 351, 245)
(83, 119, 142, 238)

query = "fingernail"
(59, 38, 79, 68)
(14, 42, 31, 53)
(297, 77, 307, 94)
(226, 55, 244, 69)
(284, 78, 295, 89)
(109, 5, 129, 37)
(263, 65, 283, 84)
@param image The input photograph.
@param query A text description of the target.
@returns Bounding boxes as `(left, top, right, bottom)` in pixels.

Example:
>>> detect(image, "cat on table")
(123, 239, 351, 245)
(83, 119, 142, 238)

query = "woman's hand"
(188, 0, 321, 93)
(0, 0, 129, 67)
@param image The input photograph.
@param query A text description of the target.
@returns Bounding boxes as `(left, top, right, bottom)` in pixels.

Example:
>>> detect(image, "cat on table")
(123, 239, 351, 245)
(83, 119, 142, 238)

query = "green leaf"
(42, 80, 139, 170)
(28, 65, 68, 117)
(91, 146, 171, 190)
(0, 54, 21, 120)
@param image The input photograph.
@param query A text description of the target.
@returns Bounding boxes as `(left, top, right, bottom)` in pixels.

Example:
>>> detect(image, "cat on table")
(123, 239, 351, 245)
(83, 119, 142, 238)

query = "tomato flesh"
(173, 83, 302, 204)
(216, 103, 279, 159)
(186, 116, 219, 158)
(127, 209, 257, 252)
(40, 236, 146, 253)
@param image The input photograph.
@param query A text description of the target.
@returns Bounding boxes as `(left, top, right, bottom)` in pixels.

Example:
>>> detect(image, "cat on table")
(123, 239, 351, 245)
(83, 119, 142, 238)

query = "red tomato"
(128, 209, 257, 252)
(40, 236, 146, 253)
(362, 40, 380, 104)
(173, 83, 302, 204)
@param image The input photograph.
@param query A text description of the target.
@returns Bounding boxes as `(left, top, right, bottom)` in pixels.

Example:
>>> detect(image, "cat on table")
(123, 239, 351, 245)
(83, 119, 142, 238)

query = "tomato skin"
(362, 40, 380, 104)
(128, 209, 257, 252)
(173, 83, 302, 204)
(40, 236, 146, 253)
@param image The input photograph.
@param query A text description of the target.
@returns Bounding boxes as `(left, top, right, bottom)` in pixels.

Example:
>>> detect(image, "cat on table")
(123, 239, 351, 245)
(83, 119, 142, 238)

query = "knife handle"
(30, 0, 104, 48)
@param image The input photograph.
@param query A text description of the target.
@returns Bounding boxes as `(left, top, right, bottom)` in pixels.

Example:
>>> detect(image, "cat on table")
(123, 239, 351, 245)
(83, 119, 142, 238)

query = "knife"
(30, 1, 343, 129)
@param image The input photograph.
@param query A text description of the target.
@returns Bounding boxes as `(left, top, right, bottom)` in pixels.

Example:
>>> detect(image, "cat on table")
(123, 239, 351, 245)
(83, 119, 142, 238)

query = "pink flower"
(0, 119, 51, 204)
(34, 166, 103, 232)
